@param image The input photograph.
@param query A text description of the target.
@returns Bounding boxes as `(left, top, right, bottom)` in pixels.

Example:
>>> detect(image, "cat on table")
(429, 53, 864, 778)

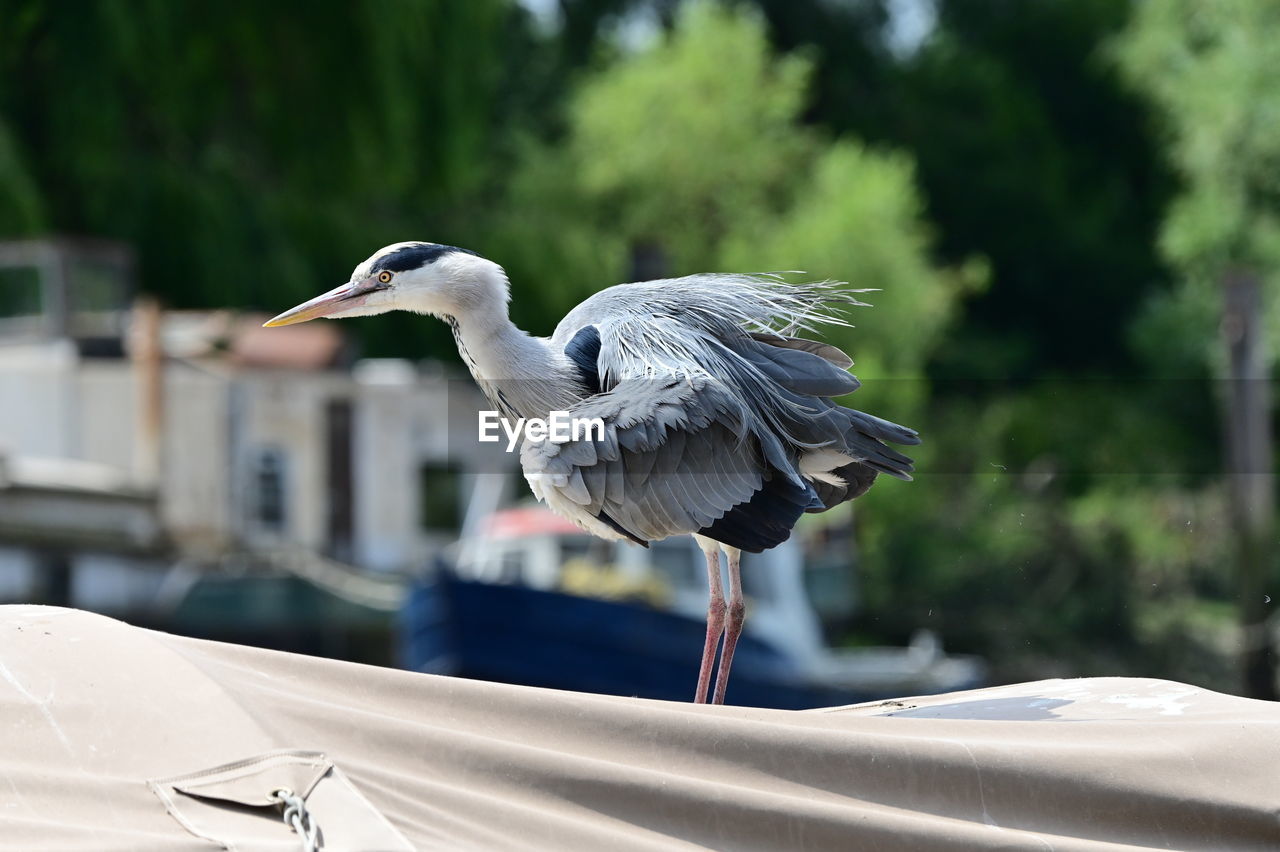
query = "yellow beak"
(263, 280, 371, 327)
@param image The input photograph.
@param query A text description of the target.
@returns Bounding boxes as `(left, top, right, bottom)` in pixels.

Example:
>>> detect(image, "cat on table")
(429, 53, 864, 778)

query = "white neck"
(446, 300, 584, 421)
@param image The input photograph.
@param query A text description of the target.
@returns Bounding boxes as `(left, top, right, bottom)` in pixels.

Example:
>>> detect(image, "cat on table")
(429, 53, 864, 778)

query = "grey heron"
(266, 242, 918, 705)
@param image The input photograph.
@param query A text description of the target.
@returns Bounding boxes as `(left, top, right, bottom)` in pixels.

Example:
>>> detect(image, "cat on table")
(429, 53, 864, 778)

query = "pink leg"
(712, 548, 744, 705)
(694, 546, 726, 704)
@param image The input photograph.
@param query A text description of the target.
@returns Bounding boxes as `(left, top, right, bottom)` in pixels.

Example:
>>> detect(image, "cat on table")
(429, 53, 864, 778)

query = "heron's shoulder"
(550, 281, 648, 344)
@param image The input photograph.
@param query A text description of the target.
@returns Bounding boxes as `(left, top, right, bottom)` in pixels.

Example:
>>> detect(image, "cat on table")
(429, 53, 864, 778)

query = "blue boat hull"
(399, 572, 893, 710)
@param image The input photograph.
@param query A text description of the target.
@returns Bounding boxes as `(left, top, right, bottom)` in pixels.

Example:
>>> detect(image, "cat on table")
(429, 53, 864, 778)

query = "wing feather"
(521, 373, 771, 545)
(529, 273, 919, 547)
(748, 331, 854, 370)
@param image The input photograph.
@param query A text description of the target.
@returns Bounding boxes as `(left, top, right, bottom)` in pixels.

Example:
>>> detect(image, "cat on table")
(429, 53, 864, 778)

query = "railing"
(258, 541, 407, 612)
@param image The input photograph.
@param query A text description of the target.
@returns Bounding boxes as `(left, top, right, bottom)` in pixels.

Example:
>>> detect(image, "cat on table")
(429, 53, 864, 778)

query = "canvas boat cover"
(1, 605, 1277, 851)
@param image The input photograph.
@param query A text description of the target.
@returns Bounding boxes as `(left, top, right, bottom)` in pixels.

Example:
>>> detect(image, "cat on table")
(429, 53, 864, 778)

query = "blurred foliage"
(751, 0, 1175, 379)
(1117, 0, 1280, 369)
(492, 2, 971, 396)
(1115, 0, 1280, 697)
(903, 1, 1175, 380)
(0, 0, 552, 356)
(0, 0, 1270, 692)
(858, 386, 1236, 688)
(571, 3, 814, 272)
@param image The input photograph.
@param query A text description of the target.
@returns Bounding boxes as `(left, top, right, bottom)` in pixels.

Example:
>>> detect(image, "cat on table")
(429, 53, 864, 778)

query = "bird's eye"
(377, 271, 394, 284)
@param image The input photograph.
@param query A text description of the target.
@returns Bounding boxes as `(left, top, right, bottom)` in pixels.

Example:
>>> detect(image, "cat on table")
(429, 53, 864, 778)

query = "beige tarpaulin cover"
(1, 605, 1277, 851)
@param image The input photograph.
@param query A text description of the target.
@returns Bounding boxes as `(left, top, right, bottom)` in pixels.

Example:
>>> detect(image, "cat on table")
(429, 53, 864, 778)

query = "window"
(650, 539, 698, 590)
(498, 548, 526, 584)
(419, 462, 462, 531)
(0, 266, 43, 337)
(561, 536, 612, 567)
(739, 555, 769, 600)
(252, 447, 288, 534)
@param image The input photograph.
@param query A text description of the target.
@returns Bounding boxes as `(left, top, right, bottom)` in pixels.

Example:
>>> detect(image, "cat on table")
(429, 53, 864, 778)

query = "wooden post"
(1221, 269, 1276, 699)
(130, 296, 164, 488)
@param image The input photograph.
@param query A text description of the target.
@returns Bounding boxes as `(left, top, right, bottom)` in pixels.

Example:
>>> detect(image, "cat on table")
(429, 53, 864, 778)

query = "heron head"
(263, 242, 506, 327)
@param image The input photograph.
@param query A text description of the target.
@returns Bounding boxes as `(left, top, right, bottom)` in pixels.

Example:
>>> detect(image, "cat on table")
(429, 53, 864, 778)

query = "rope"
(271, 788, 319, 852)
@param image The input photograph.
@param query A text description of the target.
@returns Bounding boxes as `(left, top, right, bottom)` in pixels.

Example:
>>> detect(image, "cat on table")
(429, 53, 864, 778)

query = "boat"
(400, 506, 985, 708)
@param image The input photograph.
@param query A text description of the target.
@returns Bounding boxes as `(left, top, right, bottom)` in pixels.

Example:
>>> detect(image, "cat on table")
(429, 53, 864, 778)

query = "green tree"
(0, 0, 544, 357)
(1117, 0, 1280, 699)
(491, 2, 965, 382)
(1117, 0, 1280, 369)
(742, 0, 1174, 377)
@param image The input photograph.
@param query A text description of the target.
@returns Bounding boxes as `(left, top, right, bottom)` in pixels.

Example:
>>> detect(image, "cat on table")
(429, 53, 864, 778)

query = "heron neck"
(447, 307, 582, 420)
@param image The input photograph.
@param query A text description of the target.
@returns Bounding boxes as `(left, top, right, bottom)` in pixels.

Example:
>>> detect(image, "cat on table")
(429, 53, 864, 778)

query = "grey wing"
(521, 371, 821, 552)
(539, 276, 920, 549)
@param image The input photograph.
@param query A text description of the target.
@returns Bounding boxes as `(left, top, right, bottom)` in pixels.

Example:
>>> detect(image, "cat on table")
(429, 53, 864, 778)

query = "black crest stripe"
(373, 243, 477, 273)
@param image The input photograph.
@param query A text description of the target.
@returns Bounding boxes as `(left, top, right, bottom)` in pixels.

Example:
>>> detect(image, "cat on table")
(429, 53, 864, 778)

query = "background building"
(0, 239, 516, 657)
